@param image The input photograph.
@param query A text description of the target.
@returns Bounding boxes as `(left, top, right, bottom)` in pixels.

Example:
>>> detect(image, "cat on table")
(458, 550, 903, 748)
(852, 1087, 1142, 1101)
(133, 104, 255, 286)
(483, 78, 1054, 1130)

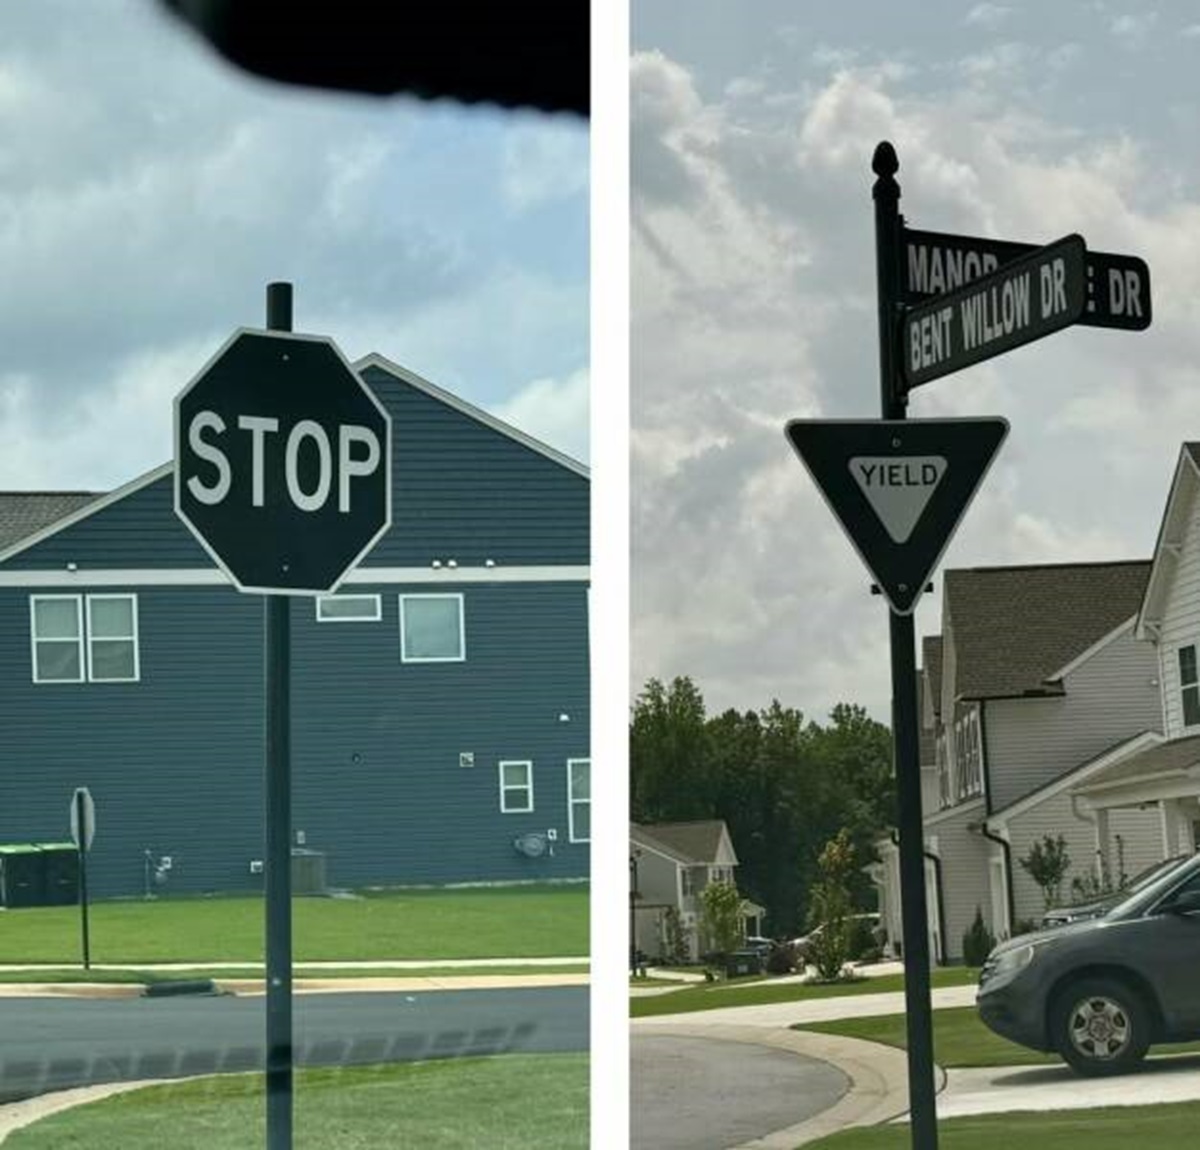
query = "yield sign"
(785, 418, 1009, 614)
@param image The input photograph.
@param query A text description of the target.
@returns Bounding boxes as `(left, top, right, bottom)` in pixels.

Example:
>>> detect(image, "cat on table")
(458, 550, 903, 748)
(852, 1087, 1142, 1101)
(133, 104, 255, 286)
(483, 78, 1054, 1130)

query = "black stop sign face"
(174, 329, 392, 594)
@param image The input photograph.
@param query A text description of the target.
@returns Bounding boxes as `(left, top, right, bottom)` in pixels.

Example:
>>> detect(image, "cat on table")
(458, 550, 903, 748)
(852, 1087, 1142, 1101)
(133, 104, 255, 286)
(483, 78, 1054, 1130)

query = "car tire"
(1050, 976, 1152, 1076)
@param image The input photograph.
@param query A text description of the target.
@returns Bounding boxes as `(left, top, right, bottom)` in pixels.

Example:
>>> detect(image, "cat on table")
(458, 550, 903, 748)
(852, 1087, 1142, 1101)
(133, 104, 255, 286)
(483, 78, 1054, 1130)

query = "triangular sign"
(785, 418, 1009, 614)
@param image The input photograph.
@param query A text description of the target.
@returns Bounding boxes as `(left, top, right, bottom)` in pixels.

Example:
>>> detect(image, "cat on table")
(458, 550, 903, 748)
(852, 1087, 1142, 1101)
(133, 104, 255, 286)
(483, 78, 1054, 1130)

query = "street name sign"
(902, 233, 1087, 390)
(904, 227, 1151, 332)
(70, 786, 95, 852)
(175, 329, 392, 595)
(784, 418, 1009, 614)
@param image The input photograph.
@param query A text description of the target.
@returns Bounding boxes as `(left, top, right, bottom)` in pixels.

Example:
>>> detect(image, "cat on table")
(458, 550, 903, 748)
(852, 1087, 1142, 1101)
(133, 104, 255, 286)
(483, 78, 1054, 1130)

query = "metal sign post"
(264, 281, 294, 1150)
(70, 787, 94, 971)
(873, 140, 939, 1150)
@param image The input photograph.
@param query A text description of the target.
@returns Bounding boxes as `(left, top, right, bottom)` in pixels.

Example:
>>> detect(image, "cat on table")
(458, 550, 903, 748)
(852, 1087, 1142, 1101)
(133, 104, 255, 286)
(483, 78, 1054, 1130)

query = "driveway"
(631, 1033, 849, 1150)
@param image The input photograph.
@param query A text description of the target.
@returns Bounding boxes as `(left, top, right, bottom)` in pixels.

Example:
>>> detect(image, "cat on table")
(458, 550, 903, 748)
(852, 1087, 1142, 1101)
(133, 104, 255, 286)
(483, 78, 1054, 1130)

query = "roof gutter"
(976, 822, 1016, 938)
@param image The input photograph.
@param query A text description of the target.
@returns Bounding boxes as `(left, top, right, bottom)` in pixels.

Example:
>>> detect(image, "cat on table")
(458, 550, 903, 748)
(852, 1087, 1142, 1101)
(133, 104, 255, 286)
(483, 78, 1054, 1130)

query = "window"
(32, 594, 138, 684)
(1179, 646, 1200, 728)
(400, 594, 464, 662)
(316, 594, 381, 622)
(936, 732, 951, 809)
(567, 758, 590, 842)
(499, 760, 533, 813)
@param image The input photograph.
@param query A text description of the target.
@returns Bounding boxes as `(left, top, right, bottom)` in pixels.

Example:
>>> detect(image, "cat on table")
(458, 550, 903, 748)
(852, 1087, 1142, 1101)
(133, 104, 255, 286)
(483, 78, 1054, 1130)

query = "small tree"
(806, 829, 856, 982)
(961, 906, 995, 967)
(1018, 834, 1071, 909)
(699, 879, 743, 961)
(662, 906, 689, 966)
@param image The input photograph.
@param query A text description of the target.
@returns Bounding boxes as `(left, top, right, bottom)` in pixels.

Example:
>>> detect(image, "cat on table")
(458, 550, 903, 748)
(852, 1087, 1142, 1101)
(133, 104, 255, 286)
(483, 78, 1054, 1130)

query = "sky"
(0, 0, 589, 493)
(631, 0, 1200, 724)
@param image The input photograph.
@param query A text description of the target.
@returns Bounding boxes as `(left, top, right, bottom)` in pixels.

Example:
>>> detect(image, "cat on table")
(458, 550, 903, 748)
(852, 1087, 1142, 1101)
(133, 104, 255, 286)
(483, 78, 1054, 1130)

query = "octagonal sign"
(174, 328, 392, 595)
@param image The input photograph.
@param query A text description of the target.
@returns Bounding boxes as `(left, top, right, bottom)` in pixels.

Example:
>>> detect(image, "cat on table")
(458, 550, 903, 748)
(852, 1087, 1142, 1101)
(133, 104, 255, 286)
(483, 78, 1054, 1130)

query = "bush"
(961, 906, 995, 967)
(846, 916, 877, 961)
(766, 942, 797, 975)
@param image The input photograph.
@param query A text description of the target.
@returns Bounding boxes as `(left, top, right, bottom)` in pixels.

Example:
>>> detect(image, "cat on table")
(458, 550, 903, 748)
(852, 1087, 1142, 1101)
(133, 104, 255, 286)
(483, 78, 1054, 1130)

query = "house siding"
(1157, 481, 1200, 738)
(5, 367, 588, 573)
(924, 799, 988, 963)
(0, 579, 590, 898)
(985, 627, 1161, 812)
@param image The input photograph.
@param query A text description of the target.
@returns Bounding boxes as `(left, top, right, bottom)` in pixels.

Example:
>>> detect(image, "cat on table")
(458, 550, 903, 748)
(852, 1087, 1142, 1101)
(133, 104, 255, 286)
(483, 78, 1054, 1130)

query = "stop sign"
(174, 329, 392, 594)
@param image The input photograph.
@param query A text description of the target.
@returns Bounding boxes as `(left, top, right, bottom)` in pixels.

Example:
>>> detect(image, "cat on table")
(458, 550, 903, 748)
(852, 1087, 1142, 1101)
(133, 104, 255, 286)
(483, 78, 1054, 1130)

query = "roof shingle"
(0, 493, 101, 552)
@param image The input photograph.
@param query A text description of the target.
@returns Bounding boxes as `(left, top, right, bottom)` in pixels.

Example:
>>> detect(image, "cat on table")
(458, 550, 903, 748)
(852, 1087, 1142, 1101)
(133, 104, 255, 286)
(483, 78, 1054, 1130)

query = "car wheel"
(1050, 977, 1151, 1076)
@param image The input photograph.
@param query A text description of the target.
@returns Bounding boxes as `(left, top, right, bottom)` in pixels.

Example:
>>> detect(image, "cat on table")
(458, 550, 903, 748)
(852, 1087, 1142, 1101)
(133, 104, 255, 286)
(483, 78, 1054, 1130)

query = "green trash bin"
(35, 843, 80, 906)
(724, 948, 765, 978)
(0, 844, 47, 908)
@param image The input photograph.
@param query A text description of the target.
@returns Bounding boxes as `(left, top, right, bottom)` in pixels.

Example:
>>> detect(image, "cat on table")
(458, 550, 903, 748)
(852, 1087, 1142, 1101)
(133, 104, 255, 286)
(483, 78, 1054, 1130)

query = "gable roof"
(1071, 732, 1200, 796)
(1137, 444, 1200, 639)
(944, 561, 1151, 700)
(0, 354, 587, 568)
(0, 492, 103, 551)
(632, 820, 735, 865)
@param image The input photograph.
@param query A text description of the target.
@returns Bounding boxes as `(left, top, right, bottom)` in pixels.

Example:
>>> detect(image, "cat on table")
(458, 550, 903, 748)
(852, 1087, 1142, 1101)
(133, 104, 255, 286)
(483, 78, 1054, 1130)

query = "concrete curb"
(0, 1079, 167, 1145)
(633, 1021, 934, 1149)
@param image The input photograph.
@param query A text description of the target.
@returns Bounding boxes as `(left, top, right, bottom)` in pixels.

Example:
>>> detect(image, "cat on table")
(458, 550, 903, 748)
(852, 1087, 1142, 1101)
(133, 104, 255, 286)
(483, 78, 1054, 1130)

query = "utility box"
(36, 843, 80, 906)
(290, 848, 327, 896)
(0, 844, 47, 908)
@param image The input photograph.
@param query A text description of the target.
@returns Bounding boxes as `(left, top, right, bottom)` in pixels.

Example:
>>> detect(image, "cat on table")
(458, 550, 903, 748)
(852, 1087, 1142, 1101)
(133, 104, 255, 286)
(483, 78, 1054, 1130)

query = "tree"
(1018, 834, 1071, 909)
(805, 829, 857, 982)
(699, 878, 743, 960)
(630, 676, 712, 822)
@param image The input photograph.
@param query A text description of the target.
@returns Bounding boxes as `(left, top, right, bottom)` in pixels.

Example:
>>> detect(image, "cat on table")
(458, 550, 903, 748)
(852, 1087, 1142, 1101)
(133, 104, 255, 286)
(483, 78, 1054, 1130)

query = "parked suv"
(977, 851, 1200, 1075)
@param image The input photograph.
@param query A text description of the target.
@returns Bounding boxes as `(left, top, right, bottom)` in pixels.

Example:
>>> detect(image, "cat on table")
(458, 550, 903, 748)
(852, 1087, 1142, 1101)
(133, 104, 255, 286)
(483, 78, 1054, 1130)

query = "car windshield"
(1107, 854, 1200, 920)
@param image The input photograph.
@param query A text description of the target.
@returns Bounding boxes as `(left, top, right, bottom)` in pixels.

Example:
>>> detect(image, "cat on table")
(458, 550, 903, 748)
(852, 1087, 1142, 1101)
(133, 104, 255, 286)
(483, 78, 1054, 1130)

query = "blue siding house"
(0, 355, 590, 898)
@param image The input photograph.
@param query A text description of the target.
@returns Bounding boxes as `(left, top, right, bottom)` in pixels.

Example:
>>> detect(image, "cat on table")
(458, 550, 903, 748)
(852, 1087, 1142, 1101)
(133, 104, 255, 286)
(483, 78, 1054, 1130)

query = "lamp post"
(629, 850, 641, 976)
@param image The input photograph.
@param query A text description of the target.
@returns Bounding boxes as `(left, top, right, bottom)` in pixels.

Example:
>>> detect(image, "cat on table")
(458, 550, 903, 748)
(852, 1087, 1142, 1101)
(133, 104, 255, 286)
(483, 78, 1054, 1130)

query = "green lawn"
(629, 967, 980, 1018)
(0, 963, 587, 985)
(796, 1005, 1200, 1068)
(0, 885, 588, 964)
(4, 1055, 588, 1150)
(806, 1103, 1200, 1149)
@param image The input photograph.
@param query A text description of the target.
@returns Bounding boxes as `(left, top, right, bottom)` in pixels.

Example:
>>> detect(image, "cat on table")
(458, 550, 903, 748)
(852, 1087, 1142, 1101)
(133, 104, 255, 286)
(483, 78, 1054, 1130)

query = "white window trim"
(499, 760, 534, 813)
(30, 594, 84, 684)
(85, 594, 140, 683)
(1179, 643, 1200, 730)
(316, 594, 382, 623)
(399, 593, 465, 663)
(567, 757, 590, 843)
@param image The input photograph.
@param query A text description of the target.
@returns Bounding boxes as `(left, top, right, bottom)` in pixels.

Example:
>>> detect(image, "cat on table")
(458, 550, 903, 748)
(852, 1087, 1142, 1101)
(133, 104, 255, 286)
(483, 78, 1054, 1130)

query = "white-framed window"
(567, 758, 590, 843)
(936, 732, 951, 809)
(1179, 645, 1200, 728)
(31, 595, 84, 683)
(954, 709, 983, 800)
(499, 760, 533, 813)
(32, 594, 139, 684)
(316, 594, 382, 622)
(399, 594, 464, 662)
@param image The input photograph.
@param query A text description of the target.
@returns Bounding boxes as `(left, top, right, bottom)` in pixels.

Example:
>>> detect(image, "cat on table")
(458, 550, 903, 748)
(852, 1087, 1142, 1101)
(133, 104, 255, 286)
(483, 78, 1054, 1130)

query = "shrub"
(846, 916, 877, 961)
(961, 906, 995, 967)
(766, 942, 797, 975)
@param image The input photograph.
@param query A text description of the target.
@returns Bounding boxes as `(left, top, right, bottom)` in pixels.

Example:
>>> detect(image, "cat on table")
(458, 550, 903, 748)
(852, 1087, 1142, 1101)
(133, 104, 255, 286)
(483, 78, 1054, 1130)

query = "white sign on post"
(70, 787, 95, 852)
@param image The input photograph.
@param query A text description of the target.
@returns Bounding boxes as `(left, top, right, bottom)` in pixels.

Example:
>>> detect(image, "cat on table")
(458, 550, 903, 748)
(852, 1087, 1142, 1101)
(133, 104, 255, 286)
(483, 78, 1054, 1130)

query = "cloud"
(965, 3, 1014, 26)
(492, 367, 590, 463)
(631, 47, 1200, 719)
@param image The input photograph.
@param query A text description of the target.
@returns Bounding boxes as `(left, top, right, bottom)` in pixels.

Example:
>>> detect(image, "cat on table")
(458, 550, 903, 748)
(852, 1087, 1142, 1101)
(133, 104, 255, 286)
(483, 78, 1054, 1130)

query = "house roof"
(633, 820, 734, 865)
(944, 561, 1151, 700)
(1072, 732, 1200, 794)
(0, 493, 102, 551)
(923, 636, 943, 719)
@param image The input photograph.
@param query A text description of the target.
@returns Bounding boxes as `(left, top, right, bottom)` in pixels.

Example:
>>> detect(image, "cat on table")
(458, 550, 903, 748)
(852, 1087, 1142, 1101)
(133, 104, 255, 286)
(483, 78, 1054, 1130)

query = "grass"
(0, 963, 588, 985)
(629, 966, 980, 1018)
(3, 1054, 588, 1149)
(804, 1103, 1200, 1149)
(0, 885, 588, 963)
(796, 1005, 1200, 1068)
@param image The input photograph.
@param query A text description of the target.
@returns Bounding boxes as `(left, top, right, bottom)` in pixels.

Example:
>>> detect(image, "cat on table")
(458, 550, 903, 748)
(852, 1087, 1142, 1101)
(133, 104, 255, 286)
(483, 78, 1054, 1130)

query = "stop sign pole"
(874, 143, 939, 1150)
(264, 282, 294, 1150)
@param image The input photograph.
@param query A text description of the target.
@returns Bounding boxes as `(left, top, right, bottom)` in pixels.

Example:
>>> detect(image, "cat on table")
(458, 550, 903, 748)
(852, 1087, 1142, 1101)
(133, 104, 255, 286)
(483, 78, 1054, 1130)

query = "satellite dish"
(514, 833, 547, 858)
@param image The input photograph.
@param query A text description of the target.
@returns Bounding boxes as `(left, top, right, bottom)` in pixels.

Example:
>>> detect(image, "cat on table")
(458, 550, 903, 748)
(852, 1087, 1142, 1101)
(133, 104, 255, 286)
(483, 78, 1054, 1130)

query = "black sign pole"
(264, 281, 294, 1150)
(873, 141, 939, 1150)
(76, 791, 90, 971)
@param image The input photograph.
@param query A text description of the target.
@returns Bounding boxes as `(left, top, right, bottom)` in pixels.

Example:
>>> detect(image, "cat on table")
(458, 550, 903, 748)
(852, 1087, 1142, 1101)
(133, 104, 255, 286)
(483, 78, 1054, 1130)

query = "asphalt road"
(631, 1033, 850, 1150)
(0, 986, 587, 1103)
